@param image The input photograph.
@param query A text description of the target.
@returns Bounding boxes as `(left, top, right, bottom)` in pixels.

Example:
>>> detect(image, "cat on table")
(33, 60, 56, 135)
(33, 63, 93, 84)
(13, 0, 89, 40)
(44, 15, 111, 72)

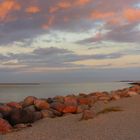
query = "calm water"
(0, 82, 130, 102)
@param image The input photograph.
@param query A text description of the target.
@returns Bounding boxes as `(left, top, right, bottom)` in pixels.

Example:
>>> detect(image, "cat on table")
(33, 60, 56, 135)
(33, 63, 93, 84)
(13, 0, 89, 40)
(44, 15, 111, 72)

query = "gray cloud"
(0, 47, 124, 71)
(77, 22, 140, 44)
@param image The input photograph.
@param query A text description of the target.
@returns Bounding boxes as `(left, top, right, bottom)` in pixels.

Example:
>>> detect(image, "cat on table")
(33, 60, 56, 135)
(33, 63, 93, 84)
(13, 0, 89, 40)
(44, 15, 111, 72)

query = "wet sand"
(2, 95, 140, 140)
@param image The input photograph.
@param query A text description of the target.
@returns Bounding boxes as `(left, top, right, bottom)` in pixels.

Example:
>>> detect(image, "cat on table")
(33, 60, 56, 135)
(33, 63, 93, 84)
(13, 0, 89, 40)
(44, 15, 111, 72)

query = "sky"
(0, 0, 140, 83)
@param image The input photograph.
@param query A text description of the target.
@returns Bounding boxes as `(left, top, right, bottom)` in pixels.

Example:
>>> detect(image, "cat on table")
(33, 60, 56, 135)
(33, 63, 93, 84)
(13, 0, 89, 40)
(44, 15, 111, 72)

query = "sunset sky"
(0, 0, 140, 82)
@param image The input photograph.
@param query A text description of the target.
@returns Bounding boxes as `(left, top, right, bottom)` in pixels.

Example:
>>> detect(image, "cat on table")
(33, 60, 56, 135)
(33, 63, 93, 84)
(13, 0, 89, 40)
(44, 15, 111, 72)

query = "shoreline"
(0, 82, 140, 139)
(0, 81, 131, 103)
(0, 83, 40, 86)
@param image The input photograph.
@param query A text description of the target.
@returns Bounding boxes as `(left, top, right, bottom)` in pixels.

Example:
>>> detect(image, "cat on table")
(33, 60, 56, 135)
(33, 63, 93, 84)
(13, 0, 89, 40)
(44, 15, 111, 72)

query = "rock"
(64, 96, 77, 105)
(23, 96, 37, 107)
(41, 110, 55, 118)
(89, 92, 108, 98)
(8, 109, 34, 125)
(7, 102, 22, 109)
(23, 105, 36, 112)
(0, 118, 12, 134)
(77, 97, 92, 105)
(127, 91, 138, 96)
(34, 99, 50, 110)
(50, 102, 65, 112)
(77, 105, 89, 114)
(63, 104, 77, 113)
(80, 110, 95, 120)
(33, 111, 43, 122)
(0, 105, 12, 117)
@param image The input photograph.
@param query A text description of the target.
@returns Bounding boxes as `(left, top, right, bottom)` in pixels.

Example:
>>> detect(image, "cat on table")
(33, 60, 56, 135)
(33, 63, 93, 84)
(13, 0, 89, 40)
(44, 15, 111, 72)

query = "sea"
(0, 82, 130, 103)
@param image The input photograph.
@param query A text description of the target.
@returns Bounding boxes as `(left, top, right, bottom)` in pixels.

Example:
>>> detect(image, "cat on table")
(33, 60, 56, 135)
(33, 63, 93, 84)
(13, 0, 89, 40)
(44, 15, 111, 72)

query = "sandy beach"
(2, 95, 140, 140)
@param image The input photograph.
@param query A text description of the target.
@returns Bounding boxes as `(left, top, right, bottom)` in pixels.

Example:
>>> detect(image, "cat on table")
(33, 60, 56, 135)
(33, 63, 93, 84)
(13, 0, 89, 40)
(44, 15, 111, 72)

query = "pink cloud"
(26, 6, 40, 14)
(123, 8, 140, 22)
(0, 0, 20, 21)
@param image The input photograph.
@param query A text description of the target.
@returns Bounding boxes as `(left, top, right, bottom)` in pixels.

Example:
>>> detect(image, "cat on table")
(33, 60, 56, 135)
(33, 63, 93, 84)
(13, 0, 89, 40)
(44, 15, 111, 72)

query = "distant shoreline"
(0, 83, 40, 86)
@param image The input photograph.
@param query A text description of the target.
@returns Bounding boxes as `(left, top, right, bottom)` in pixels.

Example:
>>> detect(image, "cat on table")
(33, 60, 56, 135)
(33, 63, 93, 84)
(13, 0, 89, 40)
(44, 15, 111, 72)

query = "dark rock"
(8, 109, 34, 125)
(0, 105, 12, 117)
(33, 111, 43, 122)
(47, 98, 54, 104)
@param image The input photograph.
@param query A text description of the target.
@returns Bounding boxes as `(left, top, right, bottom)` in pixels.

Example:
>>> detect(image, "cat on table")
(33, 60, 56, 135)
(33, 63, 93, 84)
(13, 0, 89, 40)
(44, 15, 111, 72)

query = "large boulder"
(0, 118, 12, 134)
(7, 102, 22, 109)
(33, 111, 43, 122)
(80, 110, 95, 120)
(23, 96, 37, 107)
(8, 109, 34, 125)
(34, 99, 50, 110)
